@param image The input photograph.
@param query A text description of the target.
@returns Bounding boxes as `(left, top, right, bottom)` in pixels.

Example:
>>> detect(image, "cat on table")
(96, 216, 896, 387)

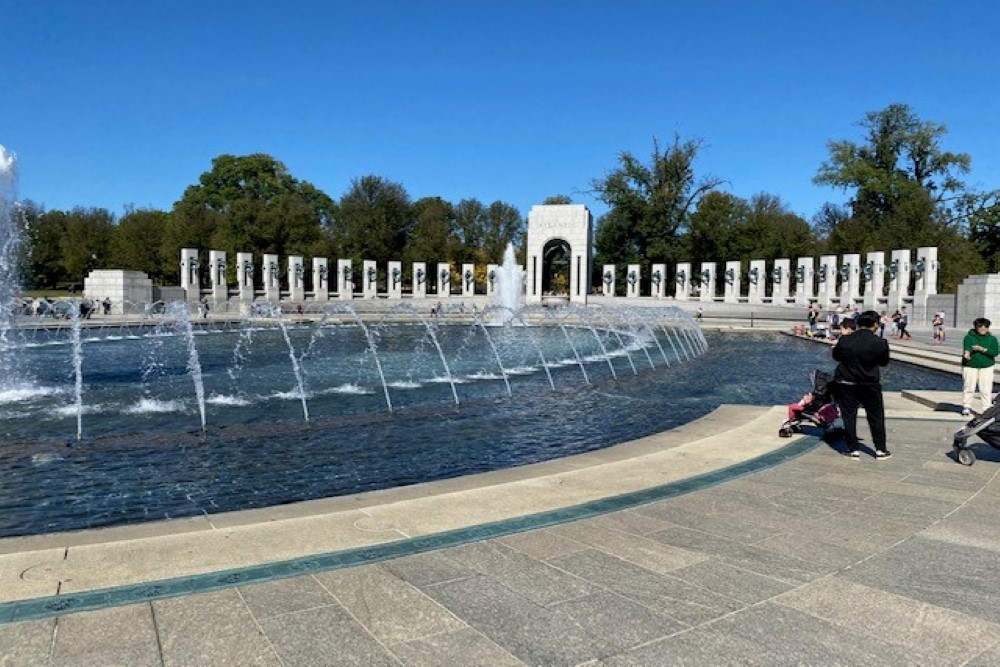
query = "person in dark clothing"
(832, 309, 892, 459)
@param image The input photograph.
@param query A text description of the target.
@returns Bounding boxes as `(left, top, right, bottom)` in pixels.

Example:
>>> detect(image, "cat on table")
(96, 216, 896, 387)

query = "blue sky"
(3, 1, 998, 222)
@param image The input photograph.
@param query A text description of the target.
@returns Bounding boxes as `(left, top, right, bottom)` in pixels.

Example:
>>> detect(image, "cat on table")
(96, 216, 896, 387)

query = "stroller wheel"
(778, 427, 793, 438)
(956, 448, 976, 466)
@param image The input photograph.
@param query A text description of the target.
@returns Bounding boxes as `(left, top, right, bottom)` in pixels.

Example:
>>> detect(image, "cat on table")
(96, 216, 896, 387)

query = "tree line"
(15, 104, 1000, 293)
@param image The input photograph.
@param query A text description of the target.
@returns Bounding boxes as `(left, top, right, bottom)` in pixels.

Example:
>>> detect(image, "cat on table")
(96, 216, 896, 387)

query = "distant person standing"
(896, 306, 912, 340)
(932, 310, 946, 344)
(961, 318, 999, 416)
(832, 310, 892, 459)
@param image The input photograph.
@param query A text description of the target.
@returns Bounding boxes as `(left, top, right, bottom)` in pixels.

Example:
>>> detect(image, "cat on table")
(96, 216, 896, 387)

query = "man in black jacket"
(832, 310, 892, 459)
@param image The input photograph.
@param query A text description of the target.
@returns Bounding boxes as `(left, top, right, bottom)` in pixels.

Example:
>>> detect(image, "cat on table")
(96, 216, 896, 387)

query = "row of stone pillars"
(600, 247, 938, 310)
(180, 249, 511, 302)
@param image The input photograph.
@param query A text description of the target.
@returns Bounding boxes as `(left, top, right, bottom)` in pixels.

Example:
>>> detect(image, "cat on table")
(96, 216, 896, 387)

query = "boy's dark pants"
(835, 383, 887, 453)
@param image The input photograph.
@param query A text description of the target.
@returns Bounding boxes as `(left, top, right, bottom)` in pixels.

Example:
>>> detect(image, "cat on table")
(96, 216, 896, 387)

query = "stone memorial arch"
(525, 204, 592, 304)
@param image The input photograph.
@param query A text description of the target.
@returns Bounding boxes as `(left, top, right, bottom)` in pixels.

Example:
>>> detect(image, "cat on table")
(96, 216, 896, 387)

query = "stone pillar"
(650, 263, 666, 298)
(772, 259, 791, 303)
(461, 263, 476, 298)
(360, 260, 377, 299)
(337, 259, 353, 300)
(794, 257, 815, 305)
(723, 261, 740, 303)
(263, 253, 280, 302)
(602, 264, 616, 296)
(312, 257, 329, 302)
(887, 249, 911, 310)
(748, 260, 766, 304)
(913, 246, 938, 315)
(817, 255, 838, 308)
(862, 251, 885, 311)
(437, 262, 452, 298)
(209, 250, 227, 308)
(237, 252, 254, 306)
(699, 262, 716, 302)
(387, 261, 402, 299)
(675, 262, 691, 300)
(486, 264, 498, 297)
(287, 256, 305, 302)
(626, 264, 641, 298)
(839, 253, 860, 307)
(412, 262, 427, 299)
(180, 248, 200, 301)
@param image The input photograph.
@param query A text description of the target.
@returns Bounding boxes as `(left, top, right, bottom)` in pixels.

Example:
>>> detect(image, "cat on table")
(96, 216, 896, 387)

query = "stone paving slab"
(2, 398, 1000, 664)
(0, 404, 786, 604)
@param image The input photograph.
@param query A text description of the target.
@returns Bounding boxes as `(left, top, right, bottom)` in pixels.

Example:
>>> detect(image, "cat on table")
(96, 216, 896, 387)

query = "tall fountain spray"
(0, 146, 23, 387)
(491, 242, 524, 325)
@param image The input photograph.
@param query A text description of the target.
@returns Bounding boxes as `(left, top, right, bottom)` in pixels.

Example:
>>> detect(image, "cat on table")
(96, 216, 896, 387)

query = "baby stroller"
(779, 369, 840, 437)
(952, 402, 1000, 465)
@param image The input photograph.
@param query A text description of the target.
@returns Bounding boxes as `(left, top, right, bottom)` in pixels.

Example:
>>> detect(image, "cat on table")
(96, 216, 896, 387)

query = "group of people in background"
(794, 303, 1000, 457)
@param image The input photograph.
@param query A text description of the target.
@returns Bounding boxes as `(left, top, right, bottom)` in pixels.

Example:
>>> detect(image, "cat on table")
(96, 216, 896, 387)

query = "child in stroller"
(952, 400, 1000, 465)
(779, 370, 840, 437)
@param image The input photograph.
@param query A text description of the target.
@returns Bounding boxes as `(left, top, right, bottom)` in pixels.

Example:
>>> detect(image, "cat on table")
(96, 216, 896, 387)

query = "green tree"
(453, 198, 486, 263)
(59, 207, 115, 285)
(405, 197, 456, 269)
(18, 202, 67, 289)
(592, 135, 723, 265)
(166, 154, 335, 282)
(480, 201, 524, 263)
(687, 191, 817, 270)
(966, 191, 1000, 272)
(814, 103, 986, 290)
(742, 194, 817, 261)
(334, 175, 411, 266)
(110, 207, 170, 283)
(686, 191, 750, 264)
(542, 195, 573, 205)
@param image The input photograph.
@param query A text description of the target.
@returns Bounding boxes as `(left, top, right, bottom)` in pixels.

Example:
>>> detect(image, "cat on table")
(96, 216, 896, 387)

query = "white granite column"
(412, 262, 427, 299)
(699, 262, 716, 302)
(180, 248, 199, 302)
(209, 250, 227, 308)
(887, 249, 911, 310)
(362, 260, 378, 299)
(862, 251, 885, 311)
(602, 264, 616, 296)
(437, 263, 452, 298)
(486, 264, 498, 297)
(461, 263, 476, 298)
(626, 264, 641, 298)
(817, 255, 838, 308)
(839, 253, 860, 306)
(387, 261, 402, 299)
(651, 263, 666, 298)
(237, 252, 254, 306)
(287, 256, 305, 302)
(794, 258, 815, 305)
(913, 246, 938, 301)
(675, 262, 691, 300)
(723, 261, 740, 303)
(263, 254, 280, 303)
(312, 258, 329, 302)
(772, 259, 791, 303)
(748, 260, 766, 304)
(337, 259, 353, 300)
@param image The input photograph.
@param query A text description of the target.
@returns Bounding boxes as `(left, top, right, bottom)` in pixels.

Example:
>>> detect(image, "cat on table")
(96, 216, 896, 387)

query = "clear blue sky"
(3, 1, 998, 223)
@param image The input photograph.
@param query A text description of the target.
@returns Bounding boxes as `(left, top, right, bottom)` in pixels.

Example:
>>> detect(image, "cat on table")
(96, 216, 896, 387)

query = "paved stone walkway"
(2, 404, 999, 665)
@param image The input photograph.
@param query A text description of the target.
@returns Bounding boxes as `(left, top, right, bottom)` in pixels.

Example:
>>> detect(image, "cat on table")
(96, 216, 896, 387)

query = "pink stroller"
(779, 370, 840, 437)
